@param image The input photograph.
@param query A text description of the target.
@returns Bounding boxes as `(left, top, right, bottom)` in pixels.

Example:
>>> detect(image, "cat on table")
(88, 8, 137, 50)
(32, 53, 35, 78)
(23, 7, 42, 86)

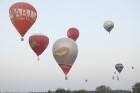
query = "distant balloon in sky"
(9, 2, 37, 41)
(52, 38, 78, 80)
(85, 79, 88, 83)
(112, 76, 115, 80)
(29, 33, 49, 61)
(116, 75, 119, 81)
(115, 63, 124, 73)
(104, 21, 114, 33)
(67, 27, 79, 41)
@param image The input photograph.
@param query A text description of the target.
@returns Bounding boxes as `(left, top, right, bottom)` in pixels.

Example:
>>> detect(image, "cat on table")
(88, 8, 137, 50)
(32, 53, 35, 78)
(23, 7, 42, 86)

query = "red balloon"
(67, 28, 79, 41)
(29, 33, 49, 60)
(9, 2, 37, 41)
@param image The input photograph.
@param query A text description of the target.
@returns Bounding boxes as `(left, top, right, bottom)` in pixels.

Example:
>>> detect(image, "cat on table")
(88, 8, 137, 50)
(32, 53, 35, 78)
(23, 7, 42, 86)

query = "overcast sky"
(0, 0, 140, 92)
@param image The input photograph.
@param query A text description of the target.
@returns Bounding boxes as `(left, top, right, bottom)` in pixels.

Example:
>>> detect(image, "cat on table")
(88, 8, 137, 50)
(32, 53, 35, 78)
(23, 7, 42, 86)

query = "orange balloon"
(9, 2, 37, 41)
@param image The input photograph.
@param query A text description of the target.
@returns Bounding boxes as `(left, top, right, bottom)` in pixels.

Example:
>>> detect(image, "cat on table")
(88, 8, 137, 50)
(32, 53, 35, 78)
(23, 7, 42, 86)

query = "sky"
(0, 0, 140, 92)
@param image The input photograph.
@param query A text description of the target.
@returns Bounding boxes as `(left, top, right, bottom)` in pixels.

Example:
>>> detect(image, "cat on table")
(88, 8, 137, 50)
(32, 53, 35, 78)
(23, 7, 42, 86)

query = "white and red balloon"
(52, 38, 78, 80)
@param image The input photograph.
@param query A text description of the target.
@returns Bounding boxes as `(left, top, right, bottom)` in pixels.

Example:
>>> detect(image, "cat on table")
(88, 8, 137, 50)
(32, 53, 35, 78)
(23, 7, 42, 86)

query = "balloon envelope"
(52, 38, 78, 79)
(85, 79, 88, 82)
(29, 33, 49, 57)
(104, 21, 114, 33)
(115, 63, 123, 73)
(9, 2, 37, 41)
(67, 28, 79, 41)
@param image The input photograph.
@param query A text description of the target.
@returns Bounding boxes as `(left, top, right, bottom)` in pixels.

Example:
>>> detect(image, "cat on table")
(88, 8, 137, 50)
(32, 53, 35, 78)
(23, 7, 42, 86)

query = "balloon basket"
(65, 75, 68, 80)
(37, 56, 40, 61)
(21, 37, 24, 41)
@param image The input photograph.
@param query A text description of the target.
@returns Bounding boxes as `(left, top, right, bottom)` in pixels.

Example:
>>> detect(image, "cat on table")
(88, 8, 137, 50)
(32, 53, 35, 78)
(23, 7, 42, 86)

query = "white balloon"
(104, 21, 114, 33)
(52, 38, 78, 67)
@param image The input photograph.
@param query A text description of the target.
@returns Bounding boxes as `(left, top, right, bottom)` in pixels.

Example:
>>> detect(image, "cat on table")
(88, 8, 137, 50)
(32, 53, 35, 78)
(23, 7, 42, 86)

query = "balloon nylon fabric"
(29, 34, 49, 56)
(67, 28, 79, 41)
(115, 63, 123, 73)
(9, 2, 37, 39)
(52, 38, 78, 78)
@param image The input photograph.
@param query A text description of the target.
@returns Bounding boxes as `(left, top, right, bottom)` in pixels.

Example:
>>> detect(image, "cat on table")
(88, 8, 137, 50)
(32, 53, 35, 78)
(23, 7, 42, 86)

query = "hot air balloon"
(115, 63, 124, 73)
(52, 38, 78, 80)
(112, 76, 115, 80)
(9, 2, 37, 41)
(116, 75, 119, 81)
(85, 79, 88, 83)
(67, 27, 79, 41)
(103, 21, 114, 33)
(29, 33, 49, 61)
(132, 66, 134, 69)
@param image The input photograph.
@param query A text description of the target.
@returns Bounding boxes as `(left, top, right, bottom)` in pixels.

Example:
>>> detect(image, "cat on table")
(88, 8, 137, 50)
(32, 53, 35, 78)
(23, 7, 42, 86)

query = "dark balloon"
(115, 63, 123, 73)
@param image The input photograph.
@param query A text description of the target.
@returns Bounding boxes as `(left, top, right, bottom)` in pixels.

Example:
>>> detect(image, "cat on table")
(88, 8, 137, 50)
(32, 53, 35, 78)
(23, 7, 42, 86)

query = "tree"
(95, 85, 112, 93)
(77, 89, 86, 93)
(48, 90, 52, 93)
(132, 82, 140, 93)
(55, 88, 66, 93)
(55, 88, 71, 93)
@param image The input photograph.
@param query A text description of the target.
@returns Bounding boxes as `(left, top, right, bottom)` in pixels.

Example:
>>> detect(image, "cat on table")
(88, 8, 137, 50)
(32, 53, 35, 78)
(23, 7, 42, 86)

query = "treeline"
(27, 89, 132, 93)
(0, 89, 132, 93)
(2, 82, 140, 93)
